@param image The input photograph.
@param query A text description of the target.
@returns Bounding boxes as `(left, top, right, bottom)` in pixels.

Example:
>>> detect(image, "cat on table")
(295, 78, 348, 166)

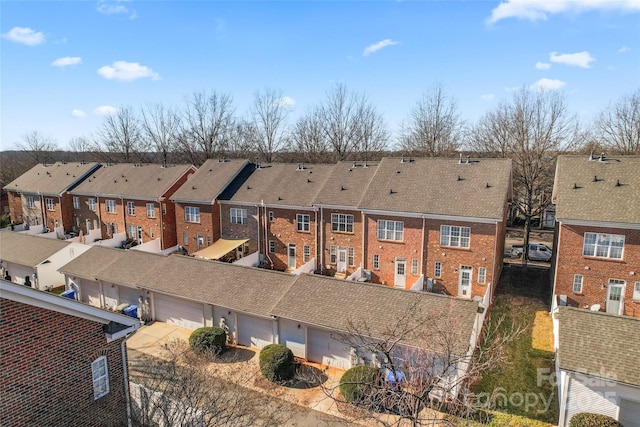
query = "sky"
(1, 0, 639, 150)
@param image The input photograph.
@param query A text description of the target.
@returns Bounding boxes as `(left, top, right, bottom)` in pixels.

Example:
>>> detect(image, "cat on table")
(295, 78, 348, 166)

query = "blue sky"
(2, 0, 639, 150)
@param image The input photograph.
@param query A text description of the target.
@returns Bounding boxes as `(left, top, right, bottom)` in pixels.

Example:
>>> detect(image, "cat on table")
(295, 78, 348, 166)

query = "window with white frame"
(434, 261, 442, 278)
(185, 206, 200, 223)
(196, 234, 204, 249)
(377, 220, 403, 241)
(269, 211, 274, 222)
(127, 202, 135, 216)
(92, 356, 110, 400)
(106, 200, 116, 214)
(46, 198, 55, 211)
(269, 240, 275, 253)
(582, 233, 624, 260)
(440, 225, 470, 248)
(330, 245, 337, 264)
(296, 214, 310, 232)
(27, 196, 35, 208)
(348, 248, 355, 266)
(303, 245, 311, 262)
(373, 254, 380, 270)
(107, 223, 117, 236)
(89, 198, 96, 212)
(73, 197, 80, 209)
(331, 213, 354, 233)
(231, 208, 247, 225)
(411, 259, 418, 275)
(128, 224, 136, 238)
(634, 282, 640, 301)
(478, 267, 486, 284)
(146, 203, 155, 218)
(183, 232, 189, 246)
(572, 274, 583, 293)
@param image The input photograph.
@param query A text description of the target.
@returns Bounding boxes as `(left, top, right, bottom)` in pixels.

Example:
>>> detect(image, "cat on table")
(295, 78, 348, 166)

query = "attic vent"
(457, 175, 463, 181)
(307, 178, 312, 183)
(297, 163, 306, 171)
(458, 153, 463, 164)
(599, 152, 605, 162)
(396, 170, 401, 174)
(573, 183, 579, 189)
(278, 196, 282, 201)
(122, 174, 126, 178)
(209, 169, 213, 172)
(247, 185, 252, 190)
(486, 182, 492, 188)
(341, 185, 345, 191)
(218, 157, 228, 163)
(157, 177, 161, 181)
(616, 179, 622, 187)
(114, 180, 118, 183)
(192, 186, 197, 190)
(593, 175, 601, 182)
(66, 172, 70, 176)
(389, 189, 396, 194)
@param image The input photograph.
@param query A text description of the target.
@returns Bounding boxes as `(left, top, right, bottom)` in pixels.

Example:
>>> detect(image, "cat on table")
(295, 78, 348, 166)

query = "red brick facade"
(219, 203, 260, 254)
(176, 202, 219, 253)
(0, 299, 129, 426)
(320, 208, 364, 276)
(554, 223, 640, 318)
(264, 207, 318, 271)
(7, 191, 23, 223)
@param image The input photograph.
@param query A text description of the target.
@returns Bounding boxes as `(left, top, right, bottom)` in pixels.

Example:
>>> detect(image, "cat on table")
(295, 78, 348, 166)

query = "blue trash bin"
(123, 304, 138, 318)
(61, 290, 76, 300)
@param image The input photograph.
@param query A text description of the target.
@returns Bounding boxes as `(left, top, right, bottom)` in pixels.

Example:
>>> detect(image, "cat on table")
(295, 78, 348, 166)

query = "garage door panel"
(154, 294, 205, 331)
(620, 399, 640, 427)
(237, 314, 273, 349)
(308, 328, 351, 369)
(279, 319, 305, 358)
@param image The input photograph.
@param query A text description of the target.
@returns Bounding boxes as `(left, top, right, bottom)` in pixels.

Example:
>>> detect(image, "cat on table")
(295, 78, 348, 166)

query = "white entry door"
(458, 266, 472, 299)
(137, 226, 143, 244)
(288, 244, 296, 269)
(394, 258, 406, 288)
(606, 280, 625, 315)
(337, 248, 347, 273)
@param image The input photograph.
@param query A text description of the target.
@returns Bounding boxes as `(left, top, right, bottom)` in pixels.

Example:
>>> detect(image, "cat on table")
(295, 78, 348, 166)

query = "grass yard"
(473, 265, 558, 425)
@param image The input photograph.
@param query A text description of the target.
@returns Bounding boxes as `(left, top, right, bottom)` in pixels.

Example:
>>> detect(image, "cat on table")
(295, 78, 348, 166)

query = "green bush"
(569, 413, 624, 427)
(259, 344, 295, 382)
(339, 365, 381, 403)
(189, 327, 227, 355)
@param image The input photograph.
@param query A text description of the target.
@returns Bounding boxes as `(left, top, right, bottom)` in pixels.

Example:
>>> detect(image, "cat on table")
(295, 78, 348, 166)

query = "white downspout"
(551, 221, 562, 306)
(121, 332, 135, 427)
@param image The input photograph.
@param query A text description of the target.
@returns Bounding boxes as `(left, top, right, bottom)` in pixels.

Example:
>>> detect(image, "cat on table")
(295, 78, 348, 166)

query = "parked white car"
(510, 243, 553, 262)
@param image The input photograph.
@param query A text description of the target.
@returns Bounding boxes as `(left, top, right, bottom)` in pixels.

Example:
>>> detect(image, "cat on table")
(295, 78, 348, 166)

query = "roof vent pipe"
(458, 153, 463, 164)
(599, 152, 605, 162)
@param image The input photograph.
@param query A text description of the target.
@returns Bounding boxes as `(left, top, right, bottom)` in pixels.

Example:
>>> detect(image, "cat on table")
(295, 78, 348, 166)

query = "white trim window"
(373, 254, 380, 270)
(46, 198, 55, 211)
(146, 203, 155, 218)
(411, 259, 418, 275)
(377, 220, 403, 241)
(73, 197, 80, 210)
(128, 224, 136, 238)
(478, 267, 486, 284)
(230, 208, 247, 225)
(106, 200, 117, 214)
(296, 214, 310, 232)
(434, 261, 442, 278)
(89, 198, 96, 212)
(583, 233, 624, 260)
(26, 196, 35, 208)
(303, 245, 311, 263)
(196, 234, 204, 249)
(92, 356, 109, 400)
(348, 248, 355, 266)
(185, 206, 200, 223)
(440, 225, 470, 248)
(572, 274, 583, 293)
(331, 213, 354, 233)
(127, 201, 135, 216)
(634, 282, 640, 301)
(330, 245, 337, 264)
(269, 240, 275, 253)
(107, 222, 118, 236)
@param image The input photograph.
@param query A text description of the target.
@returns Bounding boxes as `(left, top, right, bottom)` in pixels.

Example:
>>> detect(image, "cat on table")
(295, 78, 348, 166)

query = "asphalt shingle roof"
(557, 307, 640, 387)
(0, 231, 70, 267)
(171, 159, 249, 203)
(94, 249, 166, 286)
(313, 161, 378, 207)
(57, 246, 126, 279)
(70, 163, 194, 199)
(553, 155, 640, 224)
(358, 157, 512, 219)
(3, 162, 100, 195)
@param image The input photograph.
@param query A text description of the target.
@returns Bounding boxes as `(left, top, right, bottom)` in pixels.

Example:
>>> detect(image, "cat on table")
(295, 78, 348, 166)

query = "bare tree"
(141, 102, 180, 166)
(290, 107, 331, 163)
(354, 99, 389, 163)
(95, 106, 147, 163)
(180, 90, 235, 165)
(594, 88, 640, 155)
(398, 84, 464, 157)
(249, 88, 291, 163)
(16, 130, 59, 164)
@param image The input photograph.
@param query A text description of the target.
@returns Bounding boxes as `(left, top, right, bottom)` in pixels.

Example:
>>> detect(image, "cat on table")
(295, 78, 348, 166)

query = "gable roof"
(58, 246, 125, 279)
(272, 274, 479, 354)
(70, 163, 195, 200)
(313, 161, 378, 207)
(220, 163, 335, 208)
(557, 307, 640, 387)
(3, 162, 100, 195)
(171, 159, 250, 204)
(553, 155, 640, 224)
(358, 157, 512, 219)
(0, 231, 70, 267)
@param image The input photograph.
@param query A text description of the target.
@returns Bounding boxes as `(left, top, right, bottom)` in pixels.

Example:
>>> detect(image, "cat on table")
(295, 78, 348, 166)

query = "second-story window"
(331, 214, 354, 233)
(185, 206, 200, 223)
(231, 208, 247, 225)
(46, 198, 55, 211)
(440, 225, 470, 248)
(73, 197, 80, 209)
(89, 198, 96, 212)
(583, 232, 624, 260)
(146, 203, 155, 218)
(127, 202, 135, 216)
(106, 200, 116, 214)
(297, 214, 310, 232)
(377, 220, 403, 241)
(27, 196, 35, 208)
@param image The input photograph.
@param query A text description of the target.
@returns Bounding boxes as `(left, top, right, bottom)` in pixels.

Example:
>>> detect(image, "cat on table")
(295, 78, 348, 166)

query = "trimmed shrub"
(569, 413, 624, 427)
(339, 365, 381, 403)
(189, 327, 227, 355)
(259, 344, 295, 382)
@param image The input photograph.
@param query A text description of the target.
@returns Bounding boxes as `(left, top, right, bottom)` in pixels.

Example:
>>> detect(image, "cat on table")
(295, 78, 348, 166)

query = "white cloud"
(71, 109, 87, 118)
(279, 96, 295, 107)
(97, 61, 160, 81)
(97, 0, 137, 19)
(363, 39, 399, 56)
(618, 46, 631, 53)
(52, 56, 82, 67)
(550, 51, 595, 68)
(481, 94, 495, 101)
(2, 26, 45, 46)
(535, 61, 551, 70)
(530, 78, 566, 91)
(487, 0, 640, 24)
(94, 105, 119, 116)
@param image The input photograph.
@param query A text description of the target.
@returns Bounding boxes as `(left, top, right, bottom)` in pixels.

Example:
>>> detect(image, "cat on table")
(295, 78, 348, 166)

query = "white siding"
(307, 328, 351, 369)
(278, 319, 306, 358)
(81, 280, 101, 307)
(620, 398, 640, 427)
(154, 294, 205, 330)
(237, 314, 273, 349)
(563, 373, 619, 425)
(119, 286, 142, 306)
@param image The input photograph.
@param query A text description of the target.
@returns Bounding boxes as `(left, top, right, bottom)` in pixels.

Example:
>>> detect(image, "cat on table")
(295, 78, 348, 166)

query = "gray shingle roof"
(70, 163, 194, 199)
(0, 231, 70, 267)
(271, 274, 479, 354)
(3, 162, 100, 195)
(313, 161, 378, 207)
(135, 255, 298, 318)
(94, 250, 166, 286)
(58, 246, 126, 279)
(171, 159, 249, 203)
(558, 307, 640, 387)
(223, 163, 335, 207)
(358, 157, 512, 219)
(553, 155, 640, 224)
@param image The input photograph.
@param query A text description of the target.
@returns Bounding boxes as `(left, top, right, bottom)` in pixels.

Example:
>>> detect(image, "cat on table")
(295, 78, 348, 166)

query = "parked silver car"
(510, 243, 553, 262)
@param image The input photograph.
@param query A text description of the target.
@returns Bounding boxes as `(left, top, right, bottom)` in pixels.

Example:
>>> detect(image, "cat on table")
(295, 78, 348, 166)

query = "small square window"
(269, 240, 275, 253)
(572, 274, 583, 293)
(434, 261, 442, 278)
(478, 267, 486, 284)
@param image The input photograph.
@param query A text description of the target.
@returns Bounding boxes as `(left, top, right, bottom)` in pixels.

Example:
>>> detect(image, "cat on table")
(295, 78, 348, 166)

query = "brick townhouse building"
(551, 155, 640, 318)
(3, 161, 100, 232)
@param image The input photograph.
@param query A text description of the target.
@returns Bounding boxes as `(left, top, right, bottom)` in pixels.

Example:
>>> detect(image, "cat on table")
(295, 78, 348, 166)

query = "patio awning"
(193, 238, 249, 260)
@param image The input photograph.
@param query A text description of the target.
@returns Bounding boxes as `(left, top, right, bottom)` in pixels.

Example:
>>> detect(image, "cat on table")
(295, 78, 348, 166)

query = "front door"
(394, 258, 406, 288)
(288, 244, 296, 269)
(458, 266, 473, 299)
(606, 280, 625, 315)
(137, 226, 143, 244)
(337, 248, 347, 273)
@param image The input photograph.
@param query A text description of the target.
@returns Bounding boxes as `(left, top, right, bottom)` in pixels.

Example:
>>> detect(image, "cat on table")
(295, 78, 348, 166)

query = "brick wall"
(265, 207, 318, 271)
(161, 169, 195, 249)
(99, 197, 125, 239)
(7, 191, 23, 223)
(321, 208, 363, 276)
(121, 199, 168, 247)
(555, 224, 640, 318)
(175, 202, 218, 254)
(70, 195, 101, 235)
(0, 298, 129, 426)
(42, 194, 70, 232)
(220, 203, 260, 255)
(20, 192, 44, 227)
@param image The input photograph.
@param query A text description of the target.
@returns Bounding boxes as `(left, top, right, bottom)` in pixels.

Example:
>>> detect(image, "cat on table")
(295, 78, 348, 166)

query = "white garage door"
(237, 314, 273, 349)
(279, 319, 306, 358)
(620, 399, 640, 427)
(119, 286, 142, 306)
(307, 328, 351, 369)
(154, 294, 205, 331)
(81, 281, 101, 307)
